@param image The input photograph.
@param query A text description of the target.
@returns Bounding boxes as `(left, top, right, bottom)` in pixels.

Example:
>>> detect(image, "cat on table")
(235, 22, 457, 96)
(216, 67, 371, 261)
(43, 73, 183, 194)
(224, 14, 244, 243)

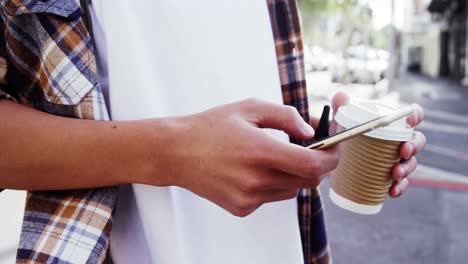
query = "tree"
(298, 0, 377, 83)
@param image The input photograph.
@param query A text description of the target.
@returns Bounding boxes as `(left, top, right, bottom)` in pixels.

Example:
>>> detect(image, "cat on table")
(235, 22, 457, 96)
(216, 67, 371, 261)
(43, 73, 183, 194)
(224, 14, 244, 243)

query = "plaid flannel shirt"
(0, 0, 330, 263)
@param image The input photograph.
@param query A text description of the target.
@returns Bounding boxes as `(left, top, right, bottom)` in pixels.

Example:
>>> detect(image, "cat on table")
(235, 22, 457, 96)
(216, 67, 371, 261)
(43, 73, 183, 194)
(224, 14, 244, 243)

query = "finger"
(264, 140, 340, 179)
(389, 178, 410, 198)
(392, 156, 417, 181)
(329, 92, 349, 135)
(259, 189, 299, 204)
(406, 104, 424, 127)
(257, 169, 320, 190)
(208, 189, 258, 218)
(400, 131, 427, 160)
(243, 99, 314, 140)
(310, 117, 320, 130)
(230, 188, 298, 214)
(331, 92, 350, 116)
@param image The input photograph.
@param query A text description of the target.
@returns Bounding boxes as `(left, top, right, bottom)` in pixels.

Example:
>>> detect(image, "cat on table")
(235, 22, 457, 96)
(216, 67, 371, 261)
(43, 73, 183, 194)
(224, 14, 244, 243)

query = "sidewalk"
(391, 73, 468, 178)
(306, 71, 398, 119)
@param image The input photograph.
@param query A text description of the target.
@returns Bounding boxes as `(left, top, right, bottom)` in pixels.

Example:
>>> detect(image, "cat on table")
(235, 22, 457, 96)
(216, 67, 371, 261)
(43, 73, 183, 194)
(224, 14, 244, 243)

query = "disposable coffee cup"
(329, 100, 414, 215)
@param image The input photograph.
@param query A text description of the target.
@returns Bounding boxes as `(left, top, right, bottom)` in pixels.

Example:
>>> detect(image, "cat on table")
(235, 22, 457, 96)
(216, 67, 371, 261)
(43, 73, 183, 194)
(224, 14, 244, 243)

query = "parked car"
(330, 46, 389, 84)
(304, 46, 333, 72)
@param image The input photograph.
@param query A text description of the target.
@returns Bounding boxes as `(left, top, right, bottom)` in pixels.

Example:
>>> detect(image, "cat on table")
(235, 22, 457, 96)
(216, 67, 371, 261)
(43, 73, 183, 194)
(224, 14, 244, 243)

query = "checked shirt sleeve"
(0, 0, 118, 263)
(0, 56, 16, 101)
(0, 16, 18, 102)
(266, 1, 331, 263)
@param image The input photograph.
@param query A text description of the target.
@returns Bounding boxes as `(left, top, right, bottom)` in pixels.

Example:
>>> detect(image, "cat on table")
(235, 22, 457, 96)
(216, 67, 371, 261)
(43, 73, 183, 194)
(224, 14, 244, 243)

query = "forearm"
(0, 100, 178, 190)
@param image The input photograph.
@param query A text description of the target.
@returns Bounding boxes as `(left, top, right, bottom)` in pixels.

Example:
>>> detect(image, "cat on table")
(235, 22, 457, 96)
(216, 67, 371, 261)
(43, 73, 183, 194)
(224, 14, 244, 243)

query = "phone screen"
(307, 115, 386, 150)
(307, 104, 415, 150)
(318, 115, 383, 141)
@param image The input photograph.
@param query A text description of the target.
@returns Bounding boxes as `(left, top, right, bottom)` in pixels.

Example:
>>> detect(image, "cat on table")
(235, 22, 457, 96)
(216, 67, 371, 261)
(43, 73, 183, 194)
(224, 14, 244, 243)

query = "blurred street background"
(299, 0, 468, 263)
(2, 0, 468, 263)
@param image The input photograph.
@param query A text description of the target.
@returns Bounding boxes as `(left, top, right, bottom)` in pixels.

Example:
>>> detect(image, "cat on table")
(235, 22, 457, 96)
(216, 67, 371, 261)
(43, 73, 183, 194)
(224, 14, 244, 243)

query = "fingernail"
(303, 123, 315, 137)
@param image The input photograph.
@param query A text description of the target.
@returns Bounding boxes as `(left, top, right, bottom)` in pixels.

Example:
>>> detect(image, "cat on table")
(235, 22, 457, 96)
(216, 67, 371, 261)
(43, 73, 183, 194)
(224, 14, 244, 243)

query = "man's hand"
(325, 92, 426, 198)
(147, 98, 340, 217)
(0, 98, 339, 211)
(390, 104, 426, 198)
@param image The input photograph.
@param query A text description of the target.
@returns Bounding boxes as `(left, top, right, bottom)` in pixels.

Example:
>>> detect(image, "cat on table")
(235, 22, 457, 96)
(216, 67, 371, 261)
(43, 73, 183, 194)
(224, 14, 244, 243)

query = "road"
(310, 72, 468, 264)
(394, 74, 468, 177)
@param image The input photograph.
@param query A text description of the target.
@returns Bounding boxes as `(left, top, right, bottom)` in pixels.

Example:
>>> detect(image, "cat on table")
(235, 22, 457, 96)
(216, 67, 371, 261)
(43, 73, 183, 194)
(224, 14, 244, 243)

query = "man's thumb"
(243, 99, 314, 140)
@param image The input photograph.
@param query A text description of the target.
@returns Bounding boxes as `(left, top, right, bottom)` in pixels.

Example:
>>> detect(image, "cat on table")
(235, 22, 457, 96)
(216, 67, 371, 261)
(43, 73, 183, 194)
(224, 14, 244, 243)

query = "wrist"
(126, 116, 189, 187)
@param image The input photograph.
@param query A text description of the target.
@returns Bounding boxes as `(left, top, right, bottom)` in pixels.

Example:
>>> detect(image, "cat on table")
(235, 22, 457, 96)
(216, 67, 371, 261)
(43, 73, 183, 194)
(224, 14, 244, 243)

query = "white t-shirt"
(90, 1, 304, 263)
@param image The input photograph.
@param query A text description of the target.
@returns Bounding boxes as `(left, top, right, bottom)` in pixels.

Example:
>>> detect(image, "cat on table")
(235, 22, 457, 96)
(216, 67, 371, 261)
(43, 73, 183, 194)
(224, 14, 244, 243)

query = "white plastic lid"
(334, 100, 414, 141)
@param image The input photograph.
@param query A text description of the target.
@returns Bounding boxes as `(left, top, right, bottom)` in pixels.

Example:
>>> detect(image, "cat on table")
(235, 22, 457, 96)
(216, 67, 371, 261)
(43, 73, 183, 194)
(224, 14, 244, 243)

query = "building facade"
(428, 0, 468, 86)
(398, 0, 440, 77)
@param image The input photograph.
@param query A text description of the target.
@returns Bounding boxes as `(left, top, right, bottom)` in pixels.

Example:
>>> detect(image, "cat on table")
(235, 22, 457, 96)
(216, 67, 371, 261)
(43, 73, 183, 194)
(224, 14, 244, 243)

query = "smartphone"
(306, 105, 415, 150)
